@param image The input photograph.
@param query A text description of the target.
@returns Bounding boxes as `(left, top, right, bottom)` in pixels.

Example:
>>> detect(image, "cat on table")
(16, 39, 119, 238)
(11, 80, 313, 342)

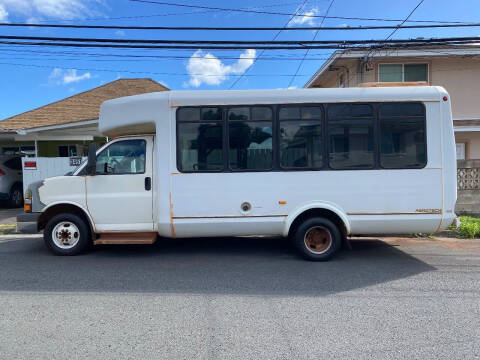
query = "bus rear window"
(379, 103, 426, 169)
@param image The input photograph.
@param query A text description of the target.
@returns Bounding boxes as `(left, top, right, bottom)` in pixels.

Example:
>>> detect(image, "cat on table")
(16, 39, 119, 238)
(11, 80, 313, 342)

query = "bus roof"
(99, 86, 448, 136)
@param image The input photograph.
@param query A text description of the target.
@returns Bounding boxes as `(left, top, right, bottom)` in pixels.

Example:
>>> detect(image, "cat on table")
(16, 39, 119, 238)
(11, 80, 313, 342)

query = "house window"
(58, 145, 78, 157)
(338, 73, 345, 88)
(2, 146, 35, 156)
(456, 143, 466, 160)
(378, 64, 428, 83)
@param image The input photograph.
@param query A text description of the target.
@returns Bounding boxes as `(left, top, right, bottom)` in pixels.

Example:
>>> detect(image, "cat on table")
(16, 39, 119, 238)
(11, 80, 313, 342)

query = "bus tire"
(293, 217, 341, 261)
(44, 213, 90, 256)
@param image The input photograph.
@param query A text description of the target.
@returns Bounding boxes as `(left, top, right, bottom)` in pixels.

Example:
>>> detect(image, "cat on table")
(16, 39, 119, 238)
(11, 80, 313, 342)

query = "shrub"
(457, 216, 480, 238)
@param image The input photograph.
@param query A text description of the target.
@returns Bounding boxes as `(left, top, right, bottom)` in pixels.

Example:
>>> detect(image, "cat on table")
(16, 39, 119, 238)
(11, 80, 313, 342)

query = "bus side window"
(279, 105, 323, 169)
(379, 103, 426, 169)
(228, 106, 273, 171)
(177, 107, 224, 172)
(327, 104, 375, 170)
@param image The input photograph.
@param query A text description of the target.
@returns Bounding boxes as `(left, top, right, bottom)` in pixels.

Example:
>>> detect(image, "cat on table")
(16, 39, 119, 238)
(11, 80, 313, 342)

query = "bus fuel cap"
(241, 202, 252, 212)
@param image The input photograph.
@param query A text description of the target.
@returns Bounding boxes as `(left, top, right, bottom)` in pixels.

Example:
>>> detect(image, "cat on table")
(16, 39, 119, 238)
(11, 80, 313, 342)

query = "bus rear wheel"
(293, 217, 341, 261)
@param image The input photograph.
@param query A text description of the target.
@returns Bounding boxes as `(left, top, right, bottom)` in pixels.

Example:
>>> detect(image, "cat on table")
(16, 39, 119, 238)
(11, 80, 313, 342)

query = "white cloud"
(49, 68, 92, 85)
(289, 7, 319, 27)
(115, 30, 125, 37)
(0, 0, 103, 20)
(0, 4, 8, 21)
(186, 49, 256, 87)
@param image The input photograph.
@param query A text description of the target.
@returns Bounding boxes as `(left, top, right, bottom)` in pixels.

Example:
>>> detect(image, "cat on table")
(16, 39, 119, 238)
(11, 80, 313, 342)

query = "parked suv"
(0, 156, 23, 207)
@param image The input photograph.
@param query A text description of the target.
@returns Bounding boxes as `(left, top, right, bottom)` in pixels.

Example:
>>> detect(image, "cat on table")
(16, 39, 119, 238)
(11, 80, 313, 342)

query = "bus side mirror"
(86, 143, 97, 176)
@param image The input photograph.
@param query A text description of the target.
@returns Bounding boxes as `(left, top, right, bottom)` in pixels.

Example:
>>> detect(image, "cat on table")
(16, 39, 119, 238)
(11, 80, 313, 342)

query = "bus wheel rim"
(52, 222, 80, 249)
(304, 226, 332, 255)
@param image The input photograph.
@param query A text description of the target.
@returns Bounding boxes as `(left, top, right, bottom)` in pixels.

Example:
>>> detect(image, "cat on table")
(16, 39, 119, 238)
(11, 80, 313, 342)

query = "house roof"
(0, 78, 168, 131)
(304, 46, 480, 88)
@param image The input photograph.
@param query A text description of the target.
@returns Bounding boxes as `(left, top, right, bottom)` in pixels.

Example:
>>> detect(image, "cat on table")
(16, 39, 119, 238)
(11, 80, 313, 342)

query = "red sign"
(24, 161, 37, 169)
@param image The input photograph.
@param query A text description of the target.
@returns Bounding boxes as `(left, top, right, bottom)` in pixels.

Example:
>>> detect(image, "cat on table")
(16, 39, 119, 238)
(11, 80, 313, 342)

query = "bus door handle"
(145, 177, 151, 191)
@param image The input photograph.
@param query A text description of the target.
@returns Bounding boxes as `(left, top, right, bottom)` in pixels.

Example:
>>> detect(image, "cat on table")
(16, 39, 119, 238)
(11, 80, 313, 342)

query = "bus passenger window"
(228, 107, 273, 170)
(279, 106, 323, 169)
(327, 104, 374, 170)
(177, 107, 223, 172)
(379, 103, 426, 168)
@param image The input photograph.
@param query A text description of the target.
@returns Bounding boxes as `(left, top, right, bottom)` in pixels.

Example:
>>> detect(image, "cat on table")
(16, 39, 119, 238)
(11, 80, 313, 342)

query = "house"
(304, 46, 480, 215)
(0, 78, 168, 157)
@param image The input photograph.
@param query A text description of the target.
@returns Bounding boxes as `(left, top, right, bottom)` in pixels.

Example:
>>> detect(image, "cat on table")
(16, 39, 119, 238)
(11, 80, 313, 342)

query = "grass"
(456, 216, 480, 239)
(0, 224, 16, 234)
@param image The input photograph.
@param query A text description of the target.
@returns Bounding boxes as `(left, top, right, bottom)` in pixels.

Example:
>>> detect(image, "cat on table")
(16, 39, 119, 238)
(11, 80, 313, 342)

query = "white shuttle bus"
(18, 86, 457, 261)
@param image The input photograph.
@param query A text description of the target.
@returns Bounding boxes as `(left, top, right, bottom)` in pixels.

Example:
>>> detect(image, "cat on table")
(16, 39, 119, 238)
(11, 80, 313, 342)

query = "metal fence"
(22, 157, 86, 193)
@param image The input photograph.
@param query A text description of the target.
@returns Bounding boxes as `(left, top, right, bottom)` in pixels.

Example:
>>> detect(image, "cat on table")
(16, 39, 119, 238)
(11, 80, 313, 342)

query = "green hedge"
(457, 216, 480, 238)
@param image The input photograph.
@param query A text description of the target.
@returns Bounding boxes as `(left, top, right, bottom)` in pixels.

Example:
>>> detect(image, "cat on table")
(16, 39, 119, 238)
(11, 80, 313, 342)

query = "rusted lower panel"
(94, 232, 157, 245)
(169, 192, 176, 238)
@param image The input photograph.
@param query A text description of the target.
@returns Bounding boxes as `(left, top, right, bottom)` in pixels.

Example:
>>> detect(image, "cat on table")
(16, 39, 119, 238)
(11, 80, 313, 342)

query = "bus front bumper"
(16, 213, 40, 234)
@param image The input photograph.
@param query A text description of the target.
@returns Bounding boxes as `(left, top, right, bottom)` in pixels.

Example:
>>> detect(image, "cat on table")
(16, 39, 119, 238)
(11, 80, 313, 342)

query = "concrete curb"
(0, 234, 41, 240)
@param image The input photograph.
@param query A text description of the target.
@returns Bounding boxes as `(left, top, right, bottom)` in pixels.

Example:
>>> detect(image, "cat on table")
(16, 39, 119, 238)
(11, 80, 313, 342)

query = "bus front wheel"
(44, 213, 91, 256)
(293, 217, 341, 261)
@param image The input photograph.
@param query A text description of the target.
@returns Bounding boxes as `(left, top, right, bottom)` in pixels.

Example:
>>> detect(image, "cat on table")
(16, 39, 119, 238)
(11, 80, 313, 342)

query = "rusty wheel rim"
(52, 221, 80, 249)
(304, 226, 332, 255)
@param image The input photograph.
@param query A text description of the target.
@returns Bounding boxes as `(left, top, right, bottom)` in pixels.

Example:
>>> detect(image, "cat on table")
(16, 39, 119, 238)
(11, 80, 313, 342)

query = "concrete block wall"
(456, 159, 480, 217)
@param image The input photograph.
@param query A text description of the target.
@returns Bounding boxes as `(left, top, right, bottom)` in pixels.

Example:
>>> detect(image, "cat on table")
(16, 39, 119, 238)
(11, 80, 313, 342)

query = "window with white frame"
(456, 143, 466, 160)
(378, 63, 428, 83)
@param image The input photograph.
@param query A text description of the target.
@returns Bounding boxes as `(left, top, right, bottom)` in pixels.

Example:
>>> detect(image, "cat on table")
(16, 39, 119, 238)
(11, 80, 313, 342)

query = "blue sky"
(0, 0, 479, 119)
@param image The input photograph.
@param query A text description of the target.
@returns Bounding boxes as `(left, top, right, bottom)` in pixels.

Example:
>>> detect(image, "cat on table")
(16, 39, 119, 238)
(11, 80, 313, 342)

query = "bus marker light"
(278, 201, 287, 205)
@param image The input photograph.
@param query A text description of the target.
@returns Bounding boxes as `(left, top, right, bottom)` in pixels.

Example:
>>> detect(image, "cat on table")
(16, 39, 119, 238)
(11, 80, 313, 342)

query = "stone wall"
(456, 160, 480, 216)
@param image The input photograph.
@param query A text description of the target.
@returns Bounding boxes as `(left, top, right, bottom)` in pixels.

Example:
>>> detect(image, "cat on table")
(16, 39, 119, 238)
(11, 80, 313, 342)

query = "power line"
(0, 44, 336, 56)
(288, 0, 335, 87)
(3, 58, 477, 77)
(367, 0, 425, 60)
(3, 34, 480, 45)
(386, 0, 425, 40)
(0, 61, 308, 77)
(229, 0, 308, 89)
(28, 1, 304, 23)
(127, 0, 469, 24)
(0, 48, 333, 61)
(3, 22, 480, 31)
(1, 40, 478, 50)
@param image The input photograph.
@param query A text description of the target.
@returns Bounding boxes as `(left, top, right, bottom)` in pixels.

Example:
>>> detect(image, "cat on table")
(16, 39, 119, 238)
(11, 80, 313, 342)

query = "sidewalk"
(0, 207, 22, 225)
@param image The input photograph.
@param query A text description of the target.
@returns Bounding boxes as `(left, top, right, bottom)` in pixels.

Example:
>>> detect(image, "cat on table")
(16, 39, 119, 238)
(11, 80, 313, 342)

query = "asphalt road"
(0, 235, 479, 360)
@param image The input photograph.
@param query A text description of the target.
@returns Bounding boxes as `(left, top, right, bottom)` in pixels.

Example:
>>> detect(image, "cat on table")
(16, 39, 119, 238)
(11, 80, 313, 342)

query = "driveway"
(0, 236, 479, 359)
